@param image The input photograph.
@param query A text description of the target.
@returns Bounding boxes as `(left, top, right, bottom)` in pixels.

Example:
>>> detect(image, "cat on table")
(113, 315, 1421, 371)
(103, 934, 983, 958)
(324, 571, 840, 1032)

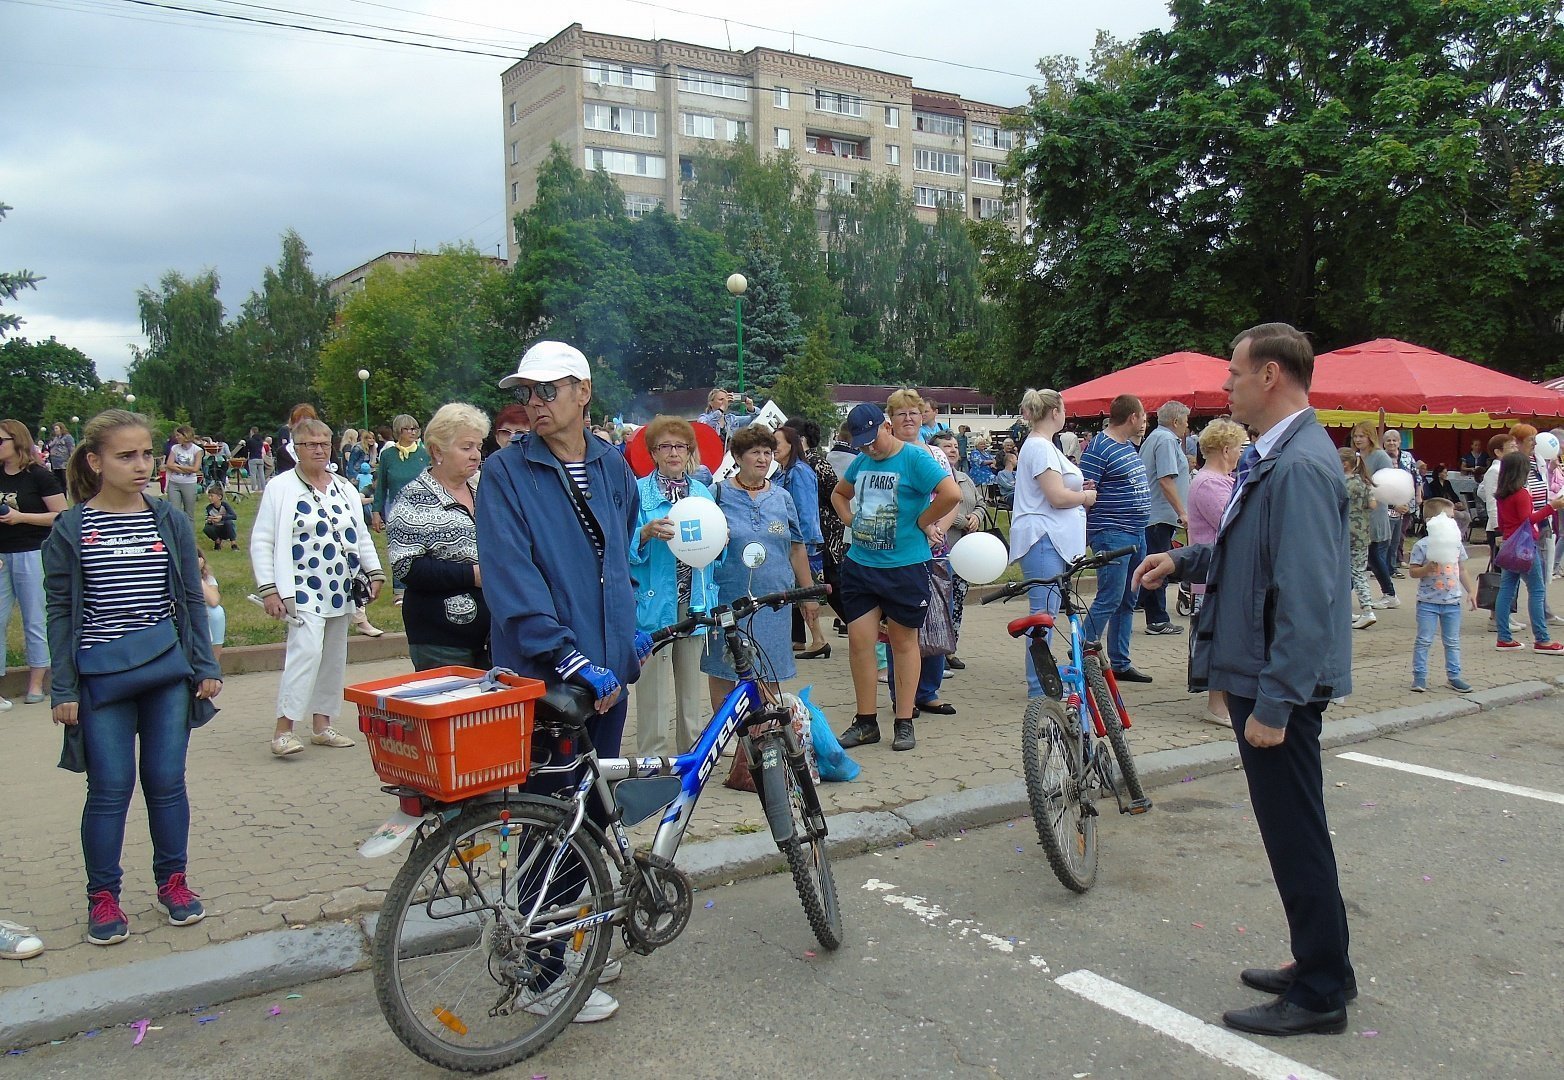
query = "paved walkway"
(6, 562, 1563, 993)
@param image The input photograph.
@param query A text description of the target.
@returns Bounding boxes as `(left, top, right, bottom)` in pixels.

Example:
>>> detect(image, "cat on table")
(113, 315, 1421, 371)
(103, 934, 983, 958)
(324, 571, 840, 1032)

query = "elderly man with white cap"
(475, 340, 650, 1023)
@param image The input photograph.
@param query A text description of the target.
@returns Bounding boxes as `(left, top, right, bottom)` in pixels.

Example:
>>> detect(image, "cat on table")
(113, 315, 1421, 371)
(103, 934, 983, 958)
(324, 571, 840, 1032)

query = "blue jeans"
(0, 548, 50, 668)
(1081, 528, 1144, 671)
(1140, 522, 1176, 626)
(1366, 540, 1395, 597)
(1496, 556, 1550, 644)
(885, 650, 947, 709)
(1019, 534, 1068, 697)
(1412, 601, 1463, 683)
(79, 677, 192, 897)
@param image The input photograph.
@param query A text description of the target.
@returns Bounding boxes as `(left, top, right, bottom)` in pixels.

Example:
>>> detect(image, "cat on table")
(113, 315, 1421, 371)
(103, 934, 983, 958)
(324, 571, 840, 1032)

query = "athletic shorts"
(839, 555, 931, 629)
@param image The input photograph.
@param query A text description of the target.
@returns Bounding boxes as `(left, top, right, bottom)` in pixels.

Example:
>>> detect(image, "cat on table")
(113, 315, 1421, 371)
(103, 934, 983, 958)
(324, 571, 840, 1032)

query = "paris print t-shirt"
(841, 442, 948, 569)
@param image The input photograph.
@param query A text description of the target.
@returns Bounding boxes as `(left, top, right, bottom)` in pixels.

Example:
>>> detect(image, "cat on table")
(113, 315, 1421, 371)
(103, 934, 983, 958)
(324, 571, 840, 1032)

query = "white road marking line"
(1338, 752, 1564, 806)
(862, 879, 1050, 970)
(1055, 970, 1340, 1080)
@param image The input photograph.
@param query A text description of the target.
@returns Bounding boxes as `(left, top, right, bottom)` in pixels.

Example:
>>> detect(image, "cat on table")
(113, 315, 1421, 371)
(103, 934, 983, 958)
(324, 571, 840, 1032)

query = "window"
(816, 168, 860, 195)
(510, 181, 518, 204)
(972, 159, 1001, 184)
(913, 110, 965, 137)
(886, 144, 900, 166)
(973, 196, 1006, 220)
(583, 59, 657, 91)
(884, 106, 900, 128)
(914, 184, 964, 209)
(808, 135, 865, 159)
(774, 86, 790, 109)
(914, 148, 964, 175)
(731, 119, 748, 142)
(584, 103, 657, 137)
(774, 126, 791, 150)
(813, 89, 864, 117)
(678, 68, 751, 100)
(508, 101, 517, 126)
(971, 123, 1017, 150)
(682, 112, 717, 139)
(509, 141, 518, 165)
(584, 147, 666, 179)
(680, 156, 695, 182)
(625, 193, 661, 218)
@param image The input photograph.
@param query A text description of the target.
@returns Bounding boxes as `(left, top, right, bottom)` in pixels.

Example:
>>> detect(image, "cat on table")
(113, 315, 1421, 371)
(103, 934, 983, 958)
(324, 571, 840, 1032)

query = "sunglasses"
(512, 377, 579, 405)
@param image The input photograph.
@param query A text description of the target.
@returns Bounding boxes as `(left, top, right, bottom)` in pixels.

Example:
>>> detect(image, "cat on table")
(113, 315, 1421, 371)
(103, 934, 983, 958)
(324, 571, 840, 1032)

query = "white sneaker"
(1351, 613, 1377, 629)
(310, 727, 356, 748)
(1549, 614, 1564, 626)
(271, 732, 305, 757)
(563, 949, 622, 984)
(1379, 596, 1401, 609)
(0, 919, 44, 960)
(0, 696, 11, 712)
(524, 984, 619, 1023)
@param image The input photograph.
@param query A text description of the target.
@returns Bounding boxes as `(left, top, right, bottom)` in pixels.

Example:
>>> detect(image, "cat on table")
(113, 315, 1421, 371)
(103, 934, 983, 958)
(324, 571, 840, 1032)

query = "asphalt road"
(8, 703, 1561, 1080)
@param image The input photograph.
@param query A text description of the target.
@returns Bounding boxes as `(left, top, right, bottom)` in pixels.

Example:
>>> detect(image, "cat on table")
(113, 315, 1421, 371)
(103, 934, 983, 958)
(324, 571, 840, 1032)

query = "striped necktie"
(1224, 444, 1262, 519)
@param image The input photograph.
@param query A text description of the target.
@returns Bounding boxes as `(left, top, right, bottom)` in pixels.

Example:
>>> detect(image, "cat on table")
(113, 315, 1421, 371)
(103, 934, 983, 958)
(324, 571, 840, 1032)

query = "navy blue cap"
(846, 403, 886, 448)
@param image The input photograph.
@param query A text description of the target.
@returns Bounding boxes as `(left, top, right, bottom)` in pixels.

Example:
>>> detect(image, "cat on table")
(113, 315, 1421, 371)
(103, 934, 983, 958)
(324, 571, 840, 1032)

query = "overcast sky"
(3, 0, 1172, 383)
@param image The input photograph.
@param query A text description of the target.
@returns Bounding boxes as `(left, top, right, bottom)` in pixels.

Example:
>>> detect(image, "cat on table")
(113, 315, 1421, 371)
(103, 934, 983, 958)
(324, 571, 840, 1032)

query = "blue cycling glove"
(555, 649, 621, 701)
(634, 630, 654, 664)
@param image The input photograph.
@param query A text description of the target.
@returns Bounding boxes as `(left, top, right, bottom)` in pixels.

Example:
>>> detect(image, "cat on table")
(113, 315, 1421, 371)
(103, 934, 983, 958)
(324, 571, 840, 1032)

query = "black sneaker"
(87, 890, 129, 946)
(891, 720, 916, 751)
(1144, 623, 1185, 636)
(838, 719, 880, 748)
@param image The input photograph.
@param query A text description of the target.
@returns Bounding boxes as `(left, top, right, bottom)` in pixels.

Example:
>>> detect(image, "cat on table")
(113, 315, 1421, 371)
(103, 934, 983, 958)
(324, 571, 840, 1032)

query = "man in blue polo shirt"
(1080, 394, 1153, 682)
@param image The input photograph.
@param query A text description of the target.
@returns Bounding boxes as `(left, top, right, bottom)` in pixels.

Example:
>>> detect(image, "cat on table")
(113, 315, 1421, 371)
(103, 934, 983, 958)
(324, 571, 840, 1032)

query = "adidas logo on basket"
(376, 738, 422, 762)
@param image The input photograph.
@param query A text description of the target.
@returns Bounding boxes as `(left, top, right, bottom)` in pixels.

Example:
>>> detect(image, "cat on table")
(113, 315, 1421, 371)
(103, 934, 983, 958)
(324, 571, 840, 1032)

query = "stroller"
(1172, 528, 1197, 617)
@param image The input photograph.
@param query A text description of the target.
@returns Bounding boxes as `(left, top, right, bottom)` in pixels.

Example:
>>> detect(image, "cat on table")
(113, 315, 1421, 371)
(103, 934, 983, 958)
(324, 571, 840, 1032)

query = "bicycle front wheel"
(373, 799, 615, 1073)
(1021, 696, 1098, 893)
(1083, 655, 1147, 804)
(758, 735, 843, 950)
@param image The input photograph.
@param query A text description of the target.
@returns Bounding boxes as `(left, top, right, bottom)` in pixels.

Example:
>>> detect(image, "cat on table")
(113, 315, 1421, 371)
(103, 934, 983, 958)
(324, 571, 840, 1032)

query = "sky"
(2, 0, 1173, 383)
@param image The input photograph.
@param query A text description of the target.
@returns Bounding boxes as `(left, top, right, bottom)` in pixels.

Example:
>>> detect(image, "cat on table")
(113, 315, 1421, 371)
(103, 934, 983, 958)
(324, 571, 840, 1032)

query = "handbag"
(919, 560, 958, 658)
(77, 618, 194, 709)
(1496, 524, 1537, 574)
(1475, 570, 1502, 611)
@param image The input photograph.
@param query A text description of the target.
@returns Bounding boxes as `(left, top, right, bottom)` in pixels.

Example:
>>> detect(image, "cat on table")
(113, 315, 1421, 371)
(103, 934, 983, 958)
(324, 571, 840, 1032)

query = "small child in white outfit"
(1408, 498, 1476, 693)
(199, 553, 226, 662)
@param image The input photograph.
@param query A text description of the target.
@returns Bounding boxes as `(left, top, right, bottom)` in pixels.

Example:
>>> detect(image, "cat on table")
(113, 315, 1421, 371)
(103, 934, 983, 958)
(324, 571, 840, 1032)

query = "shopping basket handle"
(375, 667, 520, 708)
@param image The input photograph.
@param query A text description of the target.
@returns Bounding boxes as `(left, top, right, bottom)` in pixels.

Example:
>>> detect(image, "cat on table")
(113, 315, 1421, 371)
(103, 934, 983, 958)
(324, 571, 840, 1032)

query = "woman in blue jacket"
(630, 416, 721, 756)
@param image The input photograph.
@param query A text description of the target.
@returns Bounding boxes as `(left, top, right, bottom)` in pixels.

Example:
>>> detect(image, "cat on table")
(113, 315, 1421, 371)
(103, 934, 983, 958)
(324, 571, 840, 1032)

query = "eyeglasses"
(400, 428, 420, 436)
(512, 377, 579, 405)
(296, 441, 333, 451)
(653, 443, 691, 453)
(891, 410, 921, 421)
(496, 427, 525, 440)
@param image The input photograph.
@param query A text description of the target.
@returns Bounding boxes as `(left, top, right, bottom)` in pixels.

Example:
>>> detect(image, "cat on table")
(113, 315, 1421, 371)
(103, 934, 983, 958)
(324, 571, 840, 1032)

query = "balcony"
(804, 133, 870, 162)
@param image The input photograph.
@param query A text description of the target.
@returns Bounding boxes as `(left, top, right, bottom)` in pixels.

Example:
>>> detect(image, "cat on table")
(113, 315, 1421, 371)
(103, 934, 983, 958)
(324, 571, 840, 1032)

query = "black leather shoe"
(1112, 665, 1153, 683)
(946, 655, 966, 670)
(1221, 998, 1348, 1036)
(1241, 963, 1358, 1001)
(838, 719, 880, 748)
(891, 719, 916, 751)
(915, 700, 957, 715)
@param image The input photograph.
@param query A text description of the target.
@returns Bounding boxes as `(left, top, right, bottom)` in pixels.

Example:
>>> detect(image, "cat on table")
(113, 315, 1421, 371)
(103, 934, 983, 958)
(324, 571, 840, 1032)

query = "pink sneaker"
(1533, 641, 1564, 654)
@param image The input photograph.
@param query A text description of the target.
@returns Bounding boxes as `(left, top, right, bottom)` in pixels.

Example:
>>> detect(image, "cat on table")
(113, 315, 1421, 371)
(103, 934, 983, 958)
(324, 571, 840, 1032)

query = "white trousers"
(632, 634, 707, 757)
(276, 610, 350, 722)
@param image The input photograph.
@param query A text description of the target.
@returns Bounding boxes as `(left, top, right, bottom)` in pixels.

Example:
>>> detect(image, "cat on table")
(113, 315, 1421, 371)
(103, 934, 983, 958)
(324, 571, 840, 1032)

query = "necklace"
(734, 474, 768, 493)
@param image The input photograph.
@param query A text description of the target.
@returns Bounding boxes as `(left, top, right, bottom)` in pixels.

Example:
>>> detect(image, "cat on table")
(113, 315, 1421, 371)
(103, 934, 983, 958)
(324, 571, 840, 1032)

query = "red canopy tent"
(1311, 339, 1564, 418)
(1062, 352, 1230, 417)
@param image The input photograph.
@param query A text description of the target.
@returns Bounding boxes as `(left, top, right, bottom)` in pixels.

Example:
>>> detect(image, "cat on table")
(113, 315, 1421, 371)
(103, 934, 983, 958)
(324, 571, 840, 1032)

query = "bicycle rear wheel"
(373, 799, 615, 1073)
(1083, 655, 1147, 804)
(758, 735, 843, 950)
(1021, 696, 1098, 893)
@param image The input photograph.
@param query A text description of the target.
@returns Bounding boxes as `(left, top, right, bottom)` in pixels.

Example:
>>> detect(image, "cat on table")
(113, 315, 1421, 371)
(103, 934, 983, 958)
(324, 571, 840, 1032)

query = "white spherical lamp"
(726, 273, 748, 297)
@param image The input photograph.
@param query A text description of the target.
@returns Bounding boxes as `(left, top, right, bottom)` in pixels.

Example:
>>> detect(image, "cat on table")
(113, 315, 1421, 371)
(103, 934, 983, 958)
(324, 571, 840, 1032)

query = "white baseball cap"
(498, 341, 591, 389)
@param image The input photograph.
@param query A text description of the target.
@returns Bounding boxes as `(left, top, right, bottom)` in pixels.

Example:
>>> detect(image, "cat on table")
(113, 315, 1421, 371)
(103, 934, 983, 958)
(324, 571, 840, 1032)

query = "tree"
(769, 318, 841, 430)
(718, 230, 804, 389)
(224, 230, 336, 431)
(317, 245, 514, 427)
(0, 202, 40, 340)
(1, 337, 99, 426)
(1006, 0, 1564, 389)
(128, 269, 230, 431)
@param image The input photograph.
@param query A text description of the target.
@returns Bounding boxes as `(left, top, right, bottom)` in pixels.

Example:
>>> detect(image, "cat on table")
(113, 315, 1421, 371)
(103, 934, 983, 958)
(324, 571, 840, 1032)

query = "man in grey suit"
(1134, 322, 1355, 1037)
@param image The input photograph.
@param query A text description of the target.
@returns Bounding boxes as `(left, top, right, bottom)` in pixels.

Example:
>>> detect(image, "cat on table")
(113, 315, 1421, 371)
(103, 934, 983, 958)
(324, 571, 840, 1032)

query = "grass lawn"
(5, 489, 404, 667)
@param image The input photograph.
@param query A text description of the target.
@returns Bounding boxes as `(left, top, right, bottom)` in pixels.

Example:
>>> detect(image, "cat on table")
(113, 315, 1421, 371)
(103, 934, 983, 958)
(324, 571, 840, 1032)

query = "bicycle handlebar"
(649, 585, 831, 644)
(980, 545, 1139, 604)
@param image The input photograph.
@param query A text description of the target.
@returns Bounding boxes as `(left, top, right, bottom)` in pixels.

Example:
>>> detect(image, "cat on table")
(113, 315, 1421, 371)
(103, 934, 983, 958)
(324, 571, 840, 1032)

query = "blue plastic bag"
(800, 685, 859, 782)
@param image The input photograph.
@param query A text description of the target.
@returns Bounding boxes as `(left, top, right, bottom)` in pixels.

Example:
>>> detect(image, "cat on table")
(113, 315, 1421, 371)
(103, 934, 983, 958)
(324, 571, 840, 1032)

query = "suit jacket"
(1168, 409, 1352, 727)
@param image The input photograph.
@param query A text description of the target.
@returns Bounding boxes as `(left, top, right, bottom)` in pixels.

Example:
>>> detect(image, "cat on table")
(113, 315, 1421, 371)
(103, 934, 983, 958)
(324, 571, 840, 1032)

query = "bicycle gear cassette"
(622, 852, 692, 955)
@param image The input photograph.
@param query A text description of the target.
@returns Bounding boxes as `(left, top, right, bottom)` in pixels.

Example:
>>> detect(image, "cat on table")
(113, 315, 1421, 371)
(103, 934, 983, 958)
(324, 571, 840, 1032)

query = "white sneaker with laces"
(0, 919, 44, 960)
(0, 696, 11, 712)
(311, 727, 356, 748)
(524, 985, 619, 1024)
(1351, 612, 1377, 629)
(1380, 596, 1400, 609)
(271, 732, 305, 757)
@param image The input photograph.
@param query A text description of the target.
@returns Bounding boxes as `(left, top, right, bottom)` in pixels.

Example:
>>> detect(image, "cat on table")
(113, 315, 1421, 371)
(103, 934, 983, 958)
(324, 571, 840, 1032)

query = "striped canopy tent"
(1061, 351, 1231, 418)
(1310, 339, 1564, 429)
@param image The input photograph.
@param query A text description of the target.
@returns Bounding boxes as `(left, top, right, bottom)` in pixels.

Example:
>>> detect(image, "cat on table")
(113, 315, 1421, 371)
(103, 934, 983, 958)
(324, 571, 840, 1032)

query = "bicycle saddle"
(1007, 613, 1056, 638)
(535, 683, 596, 732)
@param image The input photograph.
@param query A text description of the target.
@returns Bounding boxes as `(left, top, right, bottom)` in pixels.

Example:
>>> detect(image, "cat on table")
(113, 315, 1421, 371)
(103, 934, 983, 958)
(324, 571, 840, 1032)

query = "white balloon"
(949, 532, 1009, 584)
(665, 496, 729, 570)
(1536, 431, 1561, 462)
(1370, 467, 1414, 509)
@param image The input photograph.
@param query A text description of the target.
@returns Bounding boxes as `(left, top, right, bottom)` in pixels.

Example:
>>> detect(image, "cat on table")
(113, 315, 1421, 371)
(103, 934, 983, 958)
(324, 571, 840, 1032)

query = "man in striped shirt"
(1079, 394, 1153, 682)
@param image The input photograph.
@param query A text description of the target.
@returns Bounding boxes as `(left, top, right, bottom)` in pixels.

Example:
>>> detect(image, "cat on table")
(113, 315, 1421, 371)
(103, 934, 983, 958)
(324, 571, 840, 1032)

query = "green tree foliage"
(129, 269, 229, 430)
(317, 245, 512, 427)
(223, 230, 336, 431)
(769, 318, 841, 430)
(1, 337, 99, 425)
(0, 202, 41, 340)
(719, 230, 804, 389)
(1008, 0, 1564, 389)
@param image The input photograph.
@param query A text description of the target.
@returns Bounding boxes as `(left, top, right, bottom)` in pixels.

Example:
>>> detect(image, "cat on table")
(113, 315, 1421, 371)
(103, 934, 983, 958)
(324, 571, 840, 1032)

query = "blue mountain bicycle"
(983, 545, 1153, 892)
(367, 578, 836, 1072)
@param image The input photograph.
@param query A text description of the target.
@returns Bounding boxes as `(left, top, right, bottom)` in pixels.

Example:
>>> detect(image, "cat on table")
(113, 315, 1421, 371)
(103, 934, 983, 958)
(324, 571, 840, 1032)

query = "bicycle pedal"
(1125, 798, 1153, 815)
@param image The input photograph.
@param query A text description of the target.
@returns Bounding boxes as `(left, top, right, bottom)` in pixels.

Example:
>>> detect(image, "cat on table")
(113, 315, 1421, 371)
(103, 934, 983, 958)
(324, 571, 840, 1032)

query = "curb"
(4, 675, 1561, 1050)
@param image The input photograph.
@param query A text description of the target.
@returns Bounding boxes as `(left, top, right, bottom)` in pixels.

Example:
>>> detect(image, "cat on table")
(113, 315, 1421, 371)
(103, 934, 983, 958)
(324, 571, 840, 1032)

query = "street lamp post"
(124, 394, 136, 407)
(357, 369, 370, 432)
(726, 273, 748, 395)
(70, 415, 80, 440)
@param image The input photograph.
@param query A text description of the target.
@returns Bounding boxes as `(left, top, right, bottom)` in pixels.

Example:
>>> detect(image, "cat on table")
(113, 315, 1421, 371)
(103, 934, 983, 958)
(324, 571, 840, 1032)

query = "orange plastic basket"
(344, 666, 546, 802)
